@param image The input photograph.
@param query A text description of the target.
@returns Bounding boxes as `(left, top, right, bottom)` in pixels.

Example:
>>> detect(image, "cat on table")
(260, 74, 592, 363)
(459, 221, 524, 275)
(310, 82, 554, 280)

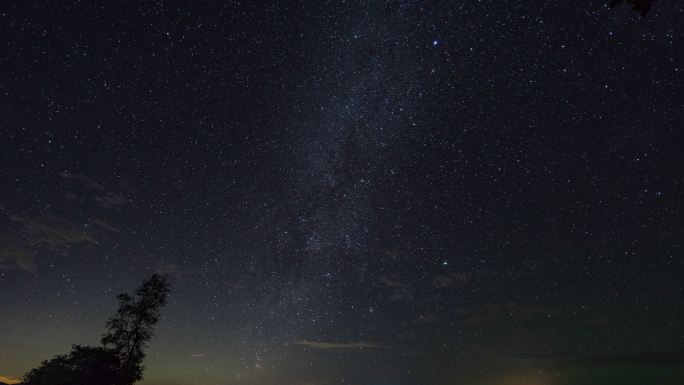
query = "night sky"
(1, 1, 683, 385)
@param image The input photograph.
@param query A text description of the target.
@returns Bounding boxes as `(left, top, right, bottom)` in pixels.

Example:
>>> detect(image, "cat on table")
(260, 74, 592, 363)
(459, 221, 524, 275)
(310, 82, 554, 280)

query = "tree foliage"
(22, 274, 170, 385)
(22, 345, 124, 385)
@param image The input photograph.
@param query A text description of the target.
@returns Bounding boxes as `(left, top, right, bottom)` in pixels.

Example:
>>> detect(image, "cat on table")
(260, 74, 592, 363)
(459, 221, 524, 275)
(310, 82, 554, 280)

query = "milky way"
(1, 1, 683, 385)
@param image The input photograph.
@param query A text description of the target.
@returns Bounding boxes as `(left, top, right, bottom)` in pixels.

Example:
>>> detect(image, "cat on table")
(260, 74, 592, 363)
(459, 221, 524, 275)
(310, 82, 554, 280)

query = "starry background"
(1, 1, 683, 385)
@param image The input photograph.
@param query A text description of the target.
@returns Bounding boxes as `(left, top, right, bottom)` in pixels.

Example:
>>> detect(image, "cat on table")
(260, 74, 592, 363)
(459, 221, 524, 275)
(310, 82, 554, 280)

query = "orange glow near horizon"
(0, 375, 21, 384)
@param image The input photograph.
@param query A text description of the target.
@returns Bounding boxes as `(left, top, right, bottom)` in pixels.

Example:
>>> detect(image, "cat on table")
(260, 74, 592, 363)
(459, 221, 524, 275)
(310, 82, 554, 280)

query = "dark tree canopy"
(22, 345, 125, 385)
(22, 275, 170, 385)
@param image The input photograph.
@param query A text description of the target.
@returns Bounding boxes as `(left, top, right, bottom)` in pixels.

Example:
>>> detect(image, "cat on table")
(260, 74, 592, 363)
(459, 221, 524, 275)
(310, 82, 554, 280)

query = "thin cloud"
(9, 214, 97, 247)
(550, 351, 684, 367)
(0, 233, 36, 272)
(291, 340, 381, 350)
(0, 211, 119, 272)
(432, 272, 470, 288)
(0, 256, 34, 272)
(95, 191, 127, 208)
(155, 262, 185, 278)
(379, 274, 413, 301)
(0, 213, 98, 272)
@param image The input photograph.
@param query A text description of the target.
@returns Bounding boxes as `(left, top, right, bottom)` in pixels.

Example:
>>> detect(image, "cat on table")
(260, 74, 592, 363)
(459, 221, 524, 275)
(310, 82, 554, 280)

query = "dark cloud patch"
(608, 0, 658, 16)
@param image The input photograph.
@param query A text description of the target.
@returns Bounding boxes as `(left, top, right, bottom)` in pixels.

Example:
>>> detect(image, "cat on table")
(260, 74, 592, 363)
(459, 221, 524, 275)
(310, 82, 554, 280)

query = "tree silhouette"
(101, 274, 170, 383)
(22, 274, 170, 385)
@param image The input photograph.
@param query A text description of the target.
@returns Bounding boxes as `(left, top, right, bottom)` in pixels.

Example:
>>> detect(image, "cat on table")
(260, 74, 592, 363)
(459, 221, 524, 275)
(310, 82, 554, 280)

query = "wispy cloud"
(0, 257, 34, 272)
(155, 262, 186, 278)
(0, 172, 126, 272)
(9, 214, 97, 247)
(291, 340, 381, 350)
(296, 380, 331, 385)
(0, 227, 37, 272)
(94, 191, 127, 208)
(545, 351, 684, 367)
(432, 272, 470, 288)
(0, 214, 98, 272)
(379, 274, 413, 301)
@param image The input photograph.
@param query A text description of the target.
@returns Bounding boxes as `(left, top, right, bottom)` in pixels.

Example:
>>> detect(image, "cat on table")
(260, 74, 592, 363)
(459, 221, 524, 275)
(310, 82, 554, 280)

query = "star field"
(1, 1, 683, 385)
